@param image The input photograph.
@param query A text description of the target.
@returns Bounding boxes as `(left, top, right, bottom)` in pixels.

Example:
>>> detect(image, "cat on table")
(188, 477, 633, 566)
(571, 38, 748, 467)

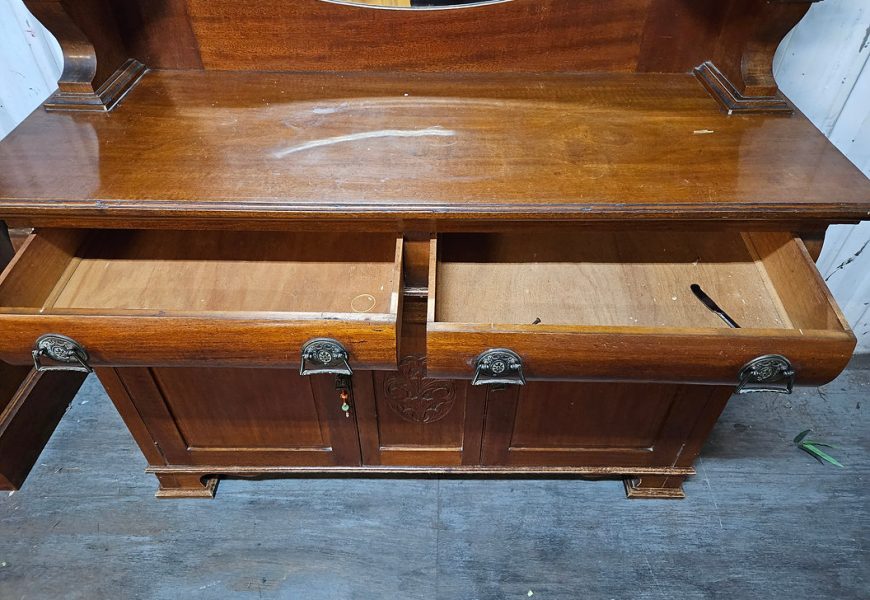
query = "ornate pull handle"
(472, 348, 525, 387)
(32, 334, 92, 373)
(300, 338, 353, 377)
(735, 354, 795, 395)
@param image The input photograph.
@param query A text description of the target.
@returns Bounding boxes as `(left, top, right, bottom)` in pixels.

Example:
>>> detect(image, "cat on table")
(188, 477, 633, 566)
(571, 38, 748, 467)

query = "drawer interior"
(432, 231, 845, 333)
(0, 230, 402, 316)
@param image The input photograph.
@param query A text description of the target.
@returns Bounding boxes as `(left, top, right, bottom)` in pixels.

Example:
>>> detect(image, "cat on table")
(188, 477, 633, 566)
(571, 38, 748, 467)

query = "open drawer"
(0, 229, 402, 370)
(426, 231, 855, 388)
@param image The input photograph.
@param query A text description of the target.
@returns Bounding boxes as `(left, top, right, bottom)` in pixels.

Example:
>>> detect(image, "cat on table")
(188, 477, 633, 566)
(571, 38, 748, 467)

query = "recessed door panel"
(480, 381, 723, 468)
(103, 367, 361, 467)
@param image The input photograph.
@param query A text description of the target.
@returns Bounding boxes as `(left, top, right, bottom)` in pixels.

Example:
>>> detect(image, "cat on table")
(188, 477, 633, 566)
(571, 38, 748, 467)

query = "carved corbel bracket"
(24, 0, 145, 111)
(695, 0, 821, 115)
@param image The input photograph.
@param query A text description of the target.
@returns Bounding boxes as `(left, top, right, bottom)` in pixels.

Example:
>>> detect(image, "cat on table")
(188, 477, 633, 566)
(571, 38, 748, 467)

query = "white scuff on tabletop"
(273, 127, 457, 157)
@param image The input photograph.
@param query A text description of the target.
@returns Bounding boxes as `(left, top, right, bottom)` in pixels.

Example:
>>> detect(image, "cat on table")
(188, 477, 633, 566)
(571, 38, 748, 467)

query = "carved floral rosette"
(384, 356, 456, 424)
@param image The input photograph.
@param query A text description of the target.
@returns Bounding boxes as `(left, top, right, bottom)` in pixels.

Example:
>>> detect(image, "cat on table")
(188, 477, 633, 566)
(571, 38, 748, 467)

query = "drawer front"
(0, 314, 398, 369)
(426, 325, 854, 385)
(427, 231, 856, 386)
(0, 229, 403, 370)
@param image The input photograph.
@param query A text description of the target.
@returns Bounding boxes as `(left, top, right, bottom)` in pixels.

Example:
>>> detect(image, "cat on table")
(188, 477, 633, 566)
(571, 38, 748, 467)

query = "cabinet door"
(101, 367, 361, 467)
(353, 356, 486, 466)
(479, 381, 728, 468)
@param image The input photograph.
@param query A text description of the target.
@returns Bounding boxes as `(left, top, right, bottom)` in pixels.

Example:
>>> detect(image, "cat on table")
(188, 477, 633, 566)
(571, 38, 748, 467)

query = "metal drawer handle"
(32, 334, 92, 373)
(300, 338, 353, 377)
(736, 354, 794, 395)
(472, 348, 525, 386)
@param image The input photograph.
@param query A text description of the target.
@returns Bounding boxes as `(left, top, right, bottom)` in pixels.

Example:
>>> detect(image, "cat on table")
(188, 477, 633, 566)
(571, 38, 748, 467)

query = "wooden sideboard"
(1, 0, 868, 499)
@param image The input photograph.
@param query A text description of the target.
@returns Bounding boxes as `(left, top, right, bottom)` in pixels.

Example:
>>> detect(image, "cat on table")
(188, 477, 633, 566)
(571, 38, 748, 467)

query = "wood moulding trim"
(146, 465, 697, 476)
(154, 475, 219, 499)
(44, 59, 147, 112)
(2, 200, 869, 224)
(623, 477, 686, 500)
(694, 61, 792, 115)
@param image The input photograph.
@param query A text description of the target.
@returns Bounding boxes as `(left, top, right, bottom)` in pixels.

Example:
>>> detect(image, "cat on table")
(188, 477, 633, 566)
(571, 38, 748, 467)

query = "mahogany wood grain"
(185, 0, 648, 73)
(402, 235, 431, 290)
(96, 367, 167, 465)
(359, 360, 470, 466)
(427, 231, 856, 384)
(24, 0, 146, 110)
(112, 0, 811, 98)
(9, 0, 819, 119)
(103, 367, 362, 469)
(0, 223, 85, 491)
(800, 229, 827, 262)
(694, 62, 792, 114)
(0, 367, 86, 490)
(7, 228, 33, 253)
(110, 0, 203, 69)
(0, 313, 399, 369)
(669, 385, 734, 470)
(0, 229, 86, 307)
(1, 71, 868, 225)
(478, 381, 718, 469)
(356, 318, 475, 466)
(427, 326, 854, 385)
(477, 380, 733, 498)
(122, 369, 720, 489)
(745, 231, 849, 331)
(0, 229, 403, 369)
(709, 0, 812, 98)
(23, 0, 126, 90)
(153, 369, 332, 450)
(0, 361, 30, 417)
(678, 0, 816, 113)
(24, 0, 816, 109)
(637, 0, 730, 75)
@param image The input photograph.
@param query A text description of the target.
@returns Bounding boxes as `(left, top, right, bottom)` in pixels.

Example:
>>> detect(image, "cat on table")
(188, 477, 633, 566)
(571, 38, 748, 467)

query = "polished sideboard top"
(1, 70, 869, 228)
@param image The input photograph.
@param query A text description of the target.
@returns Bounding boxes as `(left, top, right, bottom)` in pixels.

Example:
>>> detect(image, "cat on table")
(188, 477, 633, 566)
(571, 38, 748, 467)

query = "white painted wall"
(0, 0, 869, 349)
(0, 0, 60, 139)
(775, 0, 870, 352)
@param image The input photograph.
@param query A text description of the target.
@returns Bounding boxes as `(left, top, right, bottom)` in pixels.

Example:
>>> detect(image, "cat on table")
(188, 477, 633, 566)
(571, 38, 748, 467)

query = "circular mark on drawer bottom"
(351, 294, 377, 312)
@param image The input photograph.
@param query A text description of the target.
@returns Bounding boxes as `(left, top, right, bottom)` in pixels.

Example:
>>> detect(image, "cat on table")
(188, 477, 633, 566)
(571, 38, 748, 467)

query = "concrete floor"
(0, 362, 868, 600)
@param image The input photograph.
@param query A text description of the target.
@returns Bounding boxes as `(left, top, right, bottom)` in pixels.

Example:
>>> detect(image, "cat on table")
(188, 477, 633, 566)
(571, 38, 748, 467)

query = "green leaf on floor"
(794, 430, 844, 468)
(805, 441, 836, 449)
